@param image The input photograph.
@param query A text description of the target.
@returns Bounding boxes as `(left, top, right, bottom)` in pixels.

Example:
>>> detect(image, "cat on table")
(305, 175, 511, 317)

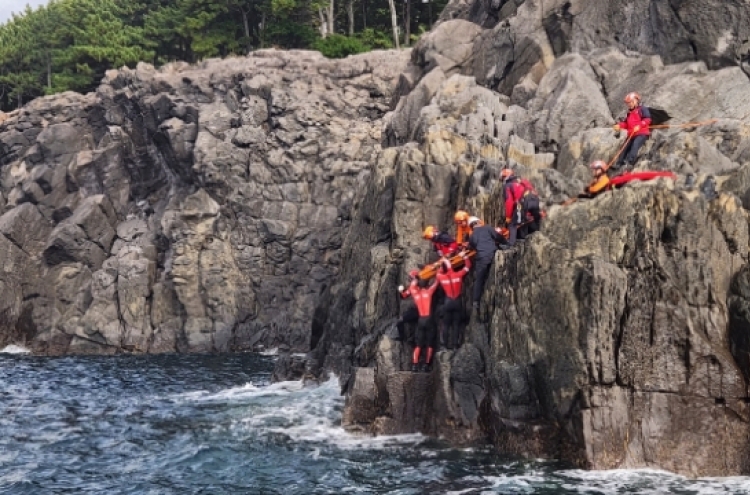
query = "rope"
(648, 118, 718, 130)
(606, 133, 633, 170)
(605, 119, 717, 170)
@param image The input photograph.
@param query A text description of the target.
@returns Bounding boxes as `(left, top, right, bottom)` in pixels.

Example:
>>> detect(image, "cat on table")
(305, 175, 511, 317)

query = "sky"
(1, 0, 49, 24)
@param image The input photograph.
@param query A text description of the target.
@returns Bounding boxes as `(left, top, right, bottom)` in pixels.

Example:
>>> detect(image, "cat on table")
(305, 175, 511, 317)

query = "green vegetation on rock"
(0, 0, 446, 110)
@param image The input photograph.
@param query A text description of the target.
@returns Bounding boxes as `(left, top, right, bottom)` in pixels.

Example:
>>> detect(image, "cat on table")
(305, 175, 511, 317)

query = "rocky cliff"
(0, 49, 409, 354)
(3, 0, 750, 478)
(303, 0, 750, 478)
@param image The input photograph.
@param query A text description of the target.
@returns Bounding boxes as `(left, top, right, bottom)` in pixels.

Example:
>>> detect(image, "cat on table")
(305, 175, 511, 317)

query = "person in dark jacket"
(613, 92, 651, 170)
(467, 216, 507, 310)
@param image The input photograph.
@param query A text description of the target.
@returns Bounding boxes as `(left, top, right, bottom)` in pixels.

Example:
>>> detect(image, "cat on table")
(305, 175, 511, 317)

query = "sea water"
(1, 352, 749, 494)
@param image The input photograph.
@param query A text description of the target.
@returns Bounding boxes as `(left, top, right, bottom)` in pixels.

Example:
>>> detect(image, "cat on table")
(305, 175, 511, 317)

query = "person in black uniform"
(468, 216, 507, 310)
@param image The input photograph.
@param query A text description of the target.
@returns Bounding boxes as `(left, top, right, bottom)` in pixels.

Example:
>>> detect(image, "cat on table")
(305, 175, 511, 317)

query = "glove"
(632, 125, 641, 133)
(398, 285, 404, 292)
(613, 124, 621, 132)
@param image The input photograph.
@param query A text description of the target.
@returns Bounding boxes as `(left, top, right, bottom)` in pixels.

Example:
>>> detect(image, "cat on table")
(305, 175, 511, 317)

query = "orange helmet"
(590, 160, 607, 171)
(454, 210, 469, 224)
(422, 225, 436, 239)
(500, 168, 514, 181)
(624, 92, 640, 104)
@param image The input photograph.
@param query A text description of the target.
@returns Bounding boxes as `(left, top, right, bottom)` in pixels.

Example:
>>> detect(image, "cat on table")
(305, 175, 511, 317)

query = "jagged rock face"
(440, 0, 750, 73)
(308, 23, 750, 473)
(484, 187, 750, 475)
(0, 49, 409, 354)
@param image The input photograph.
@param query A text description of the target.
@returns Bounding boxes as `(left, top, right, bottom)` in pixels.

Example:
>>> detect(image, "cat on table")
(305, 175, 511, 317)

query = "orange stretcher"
(417, 211, 546, 280)
(418, 249, 476, 280)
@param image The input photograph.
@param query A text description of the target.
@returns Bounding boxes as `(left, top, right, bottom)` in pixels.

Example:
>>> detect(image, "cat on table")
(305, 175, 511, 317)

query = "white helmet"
(468, 216, 481, 227)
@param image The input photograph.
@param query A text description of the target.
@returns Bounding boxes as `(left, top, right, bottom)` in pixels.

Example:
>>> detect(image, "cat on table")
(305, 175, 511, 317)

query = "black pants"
(441, 297, 463, 349)
(616, 134, 648, 168)
(508, 197, 541, 246)
(396, 305, 419, 343)
(473, 256, 494, 304)
(415, 316, 435, 348)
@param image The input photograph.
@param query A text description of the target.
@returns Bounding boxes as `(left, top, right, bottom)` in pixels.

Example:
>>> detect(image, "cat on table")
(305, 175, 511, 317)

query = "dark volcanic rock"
(0, 49, 409, 355)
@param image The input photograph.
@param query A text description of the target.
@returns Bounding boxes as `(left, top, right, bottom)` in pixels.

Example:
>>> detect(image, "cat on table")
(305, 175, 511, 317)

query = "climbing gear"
(500, 168, 514, 181)
(505, 176, 540, 226)
(624, 92, 640, 104)
(468, 216, 480, 227)
(607, 133, 633, 170)
(454, 210, 469, 224)
(647, 107, 671, 126)
(422, 225, 435, 239)
(649, 118, 718, 130)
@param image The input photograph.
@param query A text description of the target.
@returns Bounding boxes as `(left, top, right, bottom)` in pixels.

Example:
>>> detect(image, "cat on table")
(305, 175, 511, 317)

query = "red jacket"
(411, 281, 439, 317)
(400, 279, 418, 300)
(619, 105, 651, 137)
(436, 257, 471, 299)
(431, 232, 458, 258)
(503, 177, 537, 220)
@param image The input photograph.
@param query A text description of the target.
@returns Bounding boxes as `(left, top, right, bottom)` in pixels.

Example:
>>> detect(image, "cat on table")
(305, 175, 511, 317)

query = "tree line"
(0, 0, 447, 111)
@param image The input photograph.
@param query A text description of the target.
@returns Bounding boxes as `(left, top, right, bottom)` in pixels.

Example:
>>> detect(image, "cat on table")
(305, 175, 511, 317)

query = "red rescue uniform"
(436, 257, 471, 299)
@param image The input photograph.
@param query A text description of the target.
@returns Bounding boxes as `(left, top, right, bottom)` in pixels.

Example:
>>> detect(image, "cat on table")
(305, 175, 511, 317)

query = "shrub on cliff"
(313, 34, 370, 59)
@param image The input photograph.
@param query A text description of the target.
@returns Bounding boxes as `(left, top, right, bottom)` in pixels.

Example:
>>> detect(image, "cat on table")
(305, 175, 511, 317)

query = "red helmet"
(409, 269, 419, 278)
(500, 168, 514, 181)
(590, 160, 607, 171)
(624, 92, 640, 104)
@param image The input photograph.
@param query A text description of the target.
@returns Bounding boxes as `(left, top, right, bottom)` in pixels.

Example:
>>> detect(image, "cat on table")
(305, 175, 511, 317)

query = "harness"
(505, 178, 536, 223)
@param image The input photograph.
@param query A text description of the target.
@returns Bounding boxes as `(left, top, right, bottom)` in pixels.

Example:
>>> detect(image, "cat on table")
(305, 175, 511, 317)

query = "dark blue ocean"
(1, 349, 749, 494)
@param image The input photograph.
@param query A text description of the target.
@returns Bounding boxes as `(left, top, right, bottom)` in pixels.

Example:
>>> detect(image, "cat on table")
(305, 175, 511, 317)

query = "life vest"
(436, 258, 471, 299)
(412, 282, 438, 317)
(455, 224, 472, 245)
(586, 174, 611, 195)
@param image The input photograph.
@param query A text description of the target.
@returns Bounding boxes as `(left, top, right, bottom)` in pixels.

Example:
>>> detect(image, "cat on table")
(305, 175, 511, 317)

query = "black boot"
(411, 363, 419, 372)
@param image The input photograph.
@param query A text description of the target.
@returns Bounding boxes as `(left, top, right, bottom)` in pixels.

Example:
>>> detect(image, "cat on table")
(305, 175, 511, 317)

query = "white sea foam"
(547, 468, 750, 494)
(178, 375, 426, 450)
(175, 374, 750, 493)
(0, 344, 31, 354)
